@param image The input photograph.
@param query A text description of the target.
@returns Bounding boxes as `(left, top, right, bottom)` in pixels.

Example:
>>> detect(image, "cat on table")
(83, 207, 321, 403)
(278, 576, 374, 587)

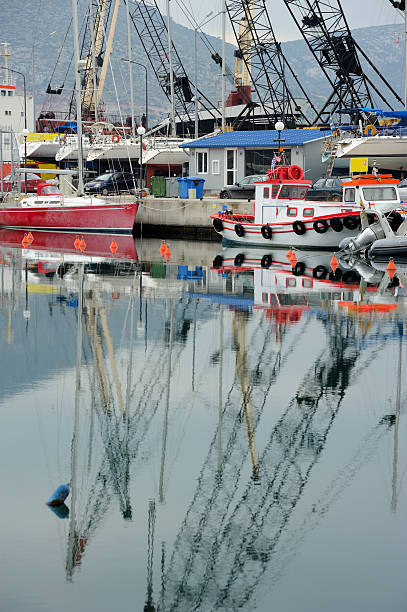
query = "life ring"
(234, 253, 245, 267)
(112, 134, 120, 143)
(343, 215, 359, 230)
(330, 217, 343, 232)
(292, 261, 306, 276)
(292, 220, 306, 235)
(288, 165, 304, 181)
(261, 224, 273, 240)
(312, 265, 328, 279)
(313, 219, 329, 234)
(213, 255, 224, 269)
(213, 217, 224, 232)
(235, 223, 245, 237)
(261, 254, 272, 268)
(364, 124, 377, 136)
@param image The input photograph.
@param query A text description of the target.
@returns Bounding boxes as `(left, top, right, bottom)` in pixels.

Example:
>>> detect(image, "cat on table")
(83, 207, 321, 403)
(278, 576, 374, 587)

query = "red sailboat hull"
(0, 202, 138, 234)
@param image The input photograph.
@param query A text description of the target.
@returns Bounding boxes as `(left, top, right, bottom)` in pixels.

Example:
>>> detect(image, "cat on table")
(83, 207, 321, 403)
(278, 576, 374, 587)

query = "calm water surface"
(0, 236, 406, 612)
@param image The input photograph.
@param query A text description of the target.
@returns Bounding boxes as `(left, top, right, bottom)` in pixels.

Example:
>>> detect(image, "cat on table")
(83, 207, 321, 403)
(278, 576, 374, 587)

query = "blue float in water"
(46, 483, 70, 507)
(47, 503, 70, 519)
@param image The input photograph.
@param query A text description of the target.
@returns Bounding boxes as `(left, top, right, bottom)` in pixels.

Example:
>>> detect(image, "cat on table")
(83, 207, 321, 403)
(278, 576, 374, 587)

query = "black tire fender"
(313, 265, 328, 279)
(343, 215, 359, 230)
(213, 217, 224, 232)
(292, 220, 306, 235)
(261, 254, 273, 268)
(213, 255, 224, 269)
(235, 223, 245, 237)
(261, 224, 273, 240)
(313, 219, 329, 234)
(330, 217, 343, 232)
(234, 253, 245, 267)
(292, 261, 306, 276)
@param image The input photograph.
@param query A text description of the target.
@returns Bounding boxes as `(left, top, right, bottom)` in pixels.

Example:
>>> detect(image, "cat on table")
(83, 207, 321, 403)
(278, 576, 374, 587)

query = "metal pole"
(195, 27, 198, 139)
(89, 0, 99, 122)
(139, 132, 143, 189)
(125, 0, 136, 137)
(221, 0, 226, 132)
(22, 73, 27, 195)
(145, 66, 148, 130)
(72, 0, 84, 196)
(166, 0, 176, 136)
(405, 5, 407, 109)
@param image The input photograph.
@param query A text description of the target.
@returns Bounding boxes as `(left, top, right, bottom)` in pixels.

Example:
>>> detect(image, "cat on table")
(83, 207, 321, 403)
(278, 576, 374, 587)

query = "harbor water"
(0, 236, 407, 612)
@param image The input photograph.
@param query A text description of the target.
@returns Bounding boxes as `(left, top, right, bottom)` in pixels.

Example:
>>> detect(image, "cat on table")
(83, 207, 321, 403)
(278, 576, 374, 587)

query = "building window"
(4, 110, 11, 116)
(245, 149, 291, 175)
(225, 149, 237, 186)
(212, 159, 220, 175)
(196, 151, 208, 174)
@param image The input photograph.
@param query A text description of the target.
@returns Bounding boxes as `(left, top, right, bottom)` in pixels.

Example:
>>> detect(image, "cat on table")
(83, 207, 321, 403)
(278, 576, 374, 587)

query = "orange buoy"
(79, 237, 86, 252)
(21, 233, 30, 248)
(290, 253, 298, 267)
(330, 254, 339, 273)
(27, 231, 34, 244)
(286, 248, 293, 261)
(386, 259, 397, 279)
(160, 241, 167, 257)
(74, 236, 80, 249)
(165, 246, 171, 261)
(110, 240, 118, 254)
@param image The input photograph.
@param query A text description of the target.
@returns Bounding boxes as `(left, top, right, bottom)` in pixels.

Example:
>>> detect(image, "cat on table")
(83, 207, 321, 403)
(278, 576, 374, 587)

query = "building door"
(225, 149, 237, 186)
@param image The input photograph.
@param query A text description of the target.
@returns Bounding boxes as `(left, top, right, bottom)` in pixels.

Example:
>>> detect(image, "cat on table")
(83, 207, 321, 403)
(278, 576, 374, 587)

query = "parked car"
(397, 178, 407, 201)
(220, 175, 268, 199)
(84, 171, 136, 195)
(306, 176, 352, 201)
(1, 173, 42, 193)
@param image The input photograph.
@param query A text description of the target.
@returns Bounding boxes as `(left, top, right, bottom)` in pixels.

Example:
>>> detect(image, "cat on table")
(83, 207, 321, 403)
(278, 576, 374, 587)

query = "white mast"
(166, 0, 176, 136)
(72, 0, 84, 195)
(221, 0, 226, 131)
(405, 5, 407, 108)
(125, 0, 136, 137)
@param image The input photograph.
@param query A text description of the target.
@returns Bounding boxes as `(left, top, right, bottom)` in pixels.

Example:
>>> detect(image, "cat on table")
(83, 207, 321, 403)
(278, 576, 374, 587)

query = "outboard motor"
(341, 221, 386, 253)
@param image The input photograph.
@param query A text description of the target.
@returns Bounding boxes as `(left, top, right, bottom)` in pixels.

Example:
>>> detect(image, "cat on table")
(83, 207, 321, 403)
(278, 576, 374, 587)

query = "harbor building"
(180, 129, 333, 192)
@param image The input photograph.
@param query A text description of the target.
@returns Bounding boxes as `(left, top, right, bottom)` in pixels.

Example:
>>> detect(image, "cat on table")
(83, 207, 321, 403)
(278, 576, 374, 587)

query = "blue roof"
(180, 129, 332, 149)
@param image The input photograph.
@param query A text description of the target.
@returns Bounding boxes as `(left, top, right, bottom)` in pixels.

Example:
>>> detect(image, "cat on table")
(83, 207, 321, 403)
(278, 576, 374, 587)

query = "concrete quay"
(111, 194, 254, 239)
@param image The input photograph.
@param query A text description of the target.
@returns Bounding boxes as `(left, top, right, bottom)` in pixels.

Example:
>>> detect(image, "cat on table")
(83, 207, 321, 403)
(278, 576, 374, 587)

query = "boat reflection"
(0, 239, 405, 607)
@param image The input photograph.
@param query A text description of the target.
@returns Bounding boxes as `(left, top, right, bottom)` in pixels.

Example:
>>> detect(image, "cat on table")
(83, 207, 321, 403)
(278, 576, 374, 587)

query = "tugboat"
(210, 164, 362, 249)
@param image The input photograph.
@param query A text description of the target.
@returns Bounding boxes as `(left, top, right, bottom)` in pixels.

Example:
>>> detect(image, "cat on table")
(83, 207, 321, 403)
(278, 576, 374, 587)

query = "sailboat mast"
(405, 6, 407, 108)
(72, 0, 84, 195)
(166, 0, 176, 136)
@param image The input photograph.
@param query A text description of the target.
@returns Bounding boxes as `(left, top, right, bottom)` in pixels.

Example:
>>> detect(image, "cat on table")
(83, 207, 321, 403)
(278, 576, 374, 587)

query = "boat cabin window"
(362, 186, 397, 201)
(343, 188, 356, 203)
(303, 208, 314, 217)
(278, 185, 308, 199)
(263, 187, 270, 199)
(41, 185, 60, 195)
(287, 207, 297, 217)
(272, 185, 280, 198)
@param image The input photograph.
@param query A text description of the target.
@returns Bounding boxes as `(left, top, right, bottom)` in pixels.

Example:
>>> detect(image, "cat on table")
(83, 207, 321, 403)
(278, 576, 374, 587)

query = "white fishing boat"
(211, 164, 364, 249)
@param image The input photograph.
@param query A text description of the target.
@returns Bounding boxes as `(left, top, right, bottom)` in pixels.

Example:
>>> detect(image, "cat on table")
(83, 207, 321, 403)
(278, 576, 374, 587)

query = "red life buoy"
(112, 134, 120, 143)
(288, 165, 304, 181)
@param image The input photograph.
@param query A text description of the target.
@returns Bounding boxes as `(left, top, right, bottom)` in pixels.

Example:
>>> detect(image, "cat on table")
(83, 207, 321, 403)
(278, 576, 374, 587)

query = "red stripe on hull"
(0, 203, 138, 233)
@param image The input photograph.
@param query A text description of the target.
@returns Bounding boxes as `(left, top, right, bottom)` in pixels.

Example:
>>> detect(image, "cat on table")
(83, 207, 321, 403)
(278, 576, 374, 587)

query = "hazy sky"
(159, 0, 405, 42)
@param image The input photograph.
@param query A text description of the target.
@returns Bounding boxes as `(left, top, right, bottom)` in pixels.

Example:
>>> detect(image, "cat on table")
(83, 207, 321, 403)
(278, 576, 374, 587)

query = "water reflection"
(0, 235, 406, 611)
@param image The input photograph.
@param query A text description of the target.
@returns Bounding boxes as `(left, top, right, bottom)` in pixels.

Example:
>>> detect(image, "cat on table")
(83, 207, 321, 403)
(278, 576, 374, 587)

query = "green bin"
(150, 176, 166, 197)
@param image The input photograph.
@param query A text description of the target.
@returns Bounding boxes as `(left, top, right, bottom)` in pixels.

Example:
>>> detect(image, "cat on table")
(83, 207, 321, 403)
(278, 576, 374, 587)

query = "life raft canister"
(112, 134, 120, 143)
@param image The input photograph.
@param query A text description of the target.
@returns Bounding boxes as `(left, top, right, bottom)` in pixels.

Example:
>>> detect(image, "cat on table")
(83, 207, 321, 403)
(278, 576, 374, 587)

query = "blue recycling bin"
(177, 176, 205, 199)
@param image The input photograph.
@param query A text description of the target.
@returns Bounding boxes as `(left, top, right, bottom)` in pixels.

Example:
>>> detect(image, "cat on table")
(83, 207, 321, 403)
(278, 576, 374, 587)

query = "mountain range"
(0, 1, 405, 126)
